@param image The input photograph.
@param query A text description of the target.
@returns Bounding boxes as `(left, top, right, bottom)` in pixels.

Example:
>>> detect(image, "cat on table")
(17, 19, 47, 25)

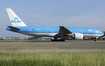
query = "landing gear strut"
(94, 37, 98, 42)
(94, 38, 97, 42)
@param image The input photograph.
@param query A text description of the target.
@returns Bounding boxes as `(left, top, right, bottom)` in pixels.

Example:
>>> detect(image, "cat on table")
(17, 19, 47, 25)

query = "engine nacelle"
(73, 33, 83, 40)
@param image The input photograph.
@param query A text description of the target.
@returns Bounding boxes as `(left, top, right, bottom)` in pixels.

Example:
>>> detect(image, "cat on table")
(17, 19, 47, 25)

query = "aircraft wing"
(54, 26, 72, 37)
(59, 26, 72, 34)
(7, 26, 21, 30)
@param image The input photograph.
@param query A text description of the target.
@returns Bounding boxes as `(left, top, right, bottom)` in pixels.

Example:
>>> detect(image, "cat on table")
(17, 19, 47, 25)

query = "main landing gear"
(94, 38, 97, 42)
(94, 37, 99, 42)
(51, 38, 65, 41)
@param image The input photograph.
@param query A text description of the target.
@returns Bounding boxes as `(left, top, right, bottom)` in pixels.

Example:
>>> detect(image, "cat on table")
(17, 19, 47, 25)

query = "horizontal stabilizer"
(7, 26, 21, 30)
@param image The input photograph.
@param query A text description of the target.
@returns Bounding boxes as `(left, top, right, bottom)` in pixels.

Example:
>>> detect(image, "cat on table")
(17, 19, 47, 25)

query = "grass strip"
(0, 51, 105, 66)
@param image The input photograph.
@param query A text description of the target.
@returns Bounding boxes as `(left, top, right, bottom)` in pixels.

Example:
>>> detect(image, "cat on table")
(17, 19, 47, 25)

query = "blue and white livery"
(6, 8, 104, 41)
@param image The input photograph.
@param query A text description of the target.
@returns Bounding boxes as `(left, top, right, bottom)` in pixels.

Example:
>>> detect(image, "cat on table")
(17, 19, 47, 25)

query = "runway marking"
(0, 42, 18, 47)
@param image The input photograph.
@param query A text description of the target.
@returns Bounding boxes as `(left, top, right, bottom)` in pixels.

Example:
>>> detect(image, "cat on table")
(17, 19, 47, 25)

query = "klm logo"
(88, 29, 93, 32)
(11, 17, 21, 23)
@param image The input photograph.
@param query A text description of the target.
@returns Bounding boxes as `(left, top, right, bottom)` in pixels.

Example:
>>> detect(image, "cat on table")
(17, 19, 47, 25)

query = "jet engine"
(72, 33, 83, 40)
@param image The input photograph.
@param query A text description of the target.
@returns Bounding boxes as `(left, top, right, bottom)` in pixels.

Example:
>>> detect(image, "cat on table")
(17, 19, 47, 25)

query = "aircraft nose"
(102, 31, 104, 36)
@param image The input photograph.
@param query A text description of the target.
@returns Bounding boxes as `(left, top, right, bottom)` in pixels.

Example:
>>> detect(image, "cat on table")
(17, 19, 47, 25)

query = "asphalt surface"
(0, 40, 105, 52)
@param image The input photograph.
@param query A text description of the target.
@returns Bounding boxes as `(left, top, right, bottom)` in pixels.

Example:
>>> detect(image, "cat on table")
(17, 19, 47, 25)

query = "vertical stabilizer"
(6, 8, 27, 26)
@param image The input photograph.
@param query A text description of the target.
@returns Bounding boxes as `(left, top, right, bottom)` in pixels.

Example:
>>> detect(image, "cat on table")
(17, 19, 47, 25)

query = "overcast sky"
(0, 0, 105, 37)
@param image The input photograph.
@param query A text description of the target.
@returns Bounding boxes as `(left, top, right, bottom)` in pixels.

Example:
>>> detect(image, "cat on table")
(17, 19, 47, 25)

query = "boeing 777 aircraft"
(6, 8, 104, 41)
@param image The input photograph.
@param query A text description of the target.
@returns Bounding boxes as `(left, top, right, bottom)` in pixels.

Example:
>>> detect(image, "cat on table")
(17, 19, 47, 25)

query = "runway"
(0, 40, 105, 52)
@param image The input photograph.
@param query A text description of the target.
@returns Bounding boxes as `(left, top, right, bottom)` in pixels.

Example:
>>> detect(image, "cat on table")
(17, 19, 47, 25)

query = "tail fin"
(6, 8, 27, 26)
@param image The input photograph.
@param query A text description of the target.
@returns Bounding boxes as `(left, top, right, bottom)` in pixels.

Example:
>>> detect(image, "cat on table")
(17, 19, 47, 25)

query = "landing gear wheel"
(51, 38, 65, 42)
(61, 39, 65, 41)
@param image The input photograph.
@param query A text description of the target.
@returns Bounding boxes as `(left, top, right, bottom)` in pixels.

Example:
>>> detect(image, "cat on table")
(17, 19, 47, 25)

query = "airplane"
(6, 8, 104, 41)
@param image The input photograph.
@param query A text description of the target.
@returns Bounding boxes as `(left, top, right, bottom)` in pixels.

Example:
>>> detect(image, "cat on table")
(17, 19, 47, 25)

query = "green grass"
(0, 52, 105, 66)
